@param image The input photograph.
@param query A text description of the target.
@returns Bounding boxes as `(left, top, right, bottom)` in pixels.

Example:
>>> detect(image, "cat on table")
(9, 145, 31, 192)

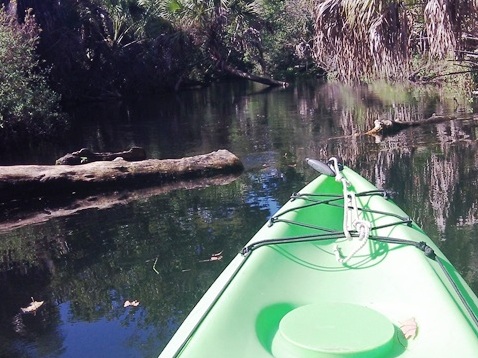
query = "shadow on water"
(1, 80, 478, 356)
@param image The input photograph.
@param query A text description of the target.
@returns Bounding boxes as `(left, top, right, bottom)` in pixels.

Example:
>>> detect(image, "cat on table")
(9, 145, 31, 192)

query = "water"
(1, 80, 478, 357)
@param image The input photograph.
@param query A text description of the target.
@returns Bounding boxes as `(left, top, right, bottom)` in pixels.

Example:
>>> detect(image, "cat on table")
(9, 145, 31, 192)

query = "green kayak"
(159, 158, 478, 358)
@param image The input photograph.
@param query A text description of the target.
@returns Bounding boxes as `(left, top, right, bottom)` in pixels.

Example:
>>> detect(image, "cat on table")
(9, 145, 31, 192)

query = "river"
(0, 80, 477, 357)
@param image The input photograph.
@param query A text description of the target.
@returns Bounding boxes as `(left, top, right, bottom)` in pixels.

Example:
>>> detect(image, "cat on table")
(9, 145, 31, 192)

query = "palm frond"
(313, 0, 410, 82)
(424, 0, 456, 59)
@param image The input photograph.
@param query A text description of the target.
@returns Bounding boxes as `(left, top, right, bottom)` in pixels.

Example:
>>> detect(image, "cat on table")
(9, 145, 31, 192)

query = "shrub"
(0, 5, 66, 137)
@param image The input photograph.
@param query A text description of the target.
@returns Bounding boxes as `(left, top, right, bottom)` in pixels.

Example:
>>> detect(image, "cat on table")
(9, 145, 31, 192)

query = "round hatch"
(271, 302, 396, 358)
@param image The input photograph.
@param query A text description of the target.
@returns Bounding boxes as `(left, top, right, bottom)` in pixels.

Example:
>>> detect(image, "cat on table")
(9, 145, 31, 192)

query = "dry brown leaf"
(199, 250, 224, 263)
(21, 297, 44, 314)
(124, 300, 140, 308)
(399, 317, 418, 339)
(210, 251, 223, 261)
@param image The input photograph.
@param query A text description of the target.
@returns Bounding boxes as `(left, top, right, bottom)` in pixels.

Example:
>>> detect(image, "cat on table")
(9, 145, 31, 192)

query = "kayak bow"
(159, 158, 478, 358)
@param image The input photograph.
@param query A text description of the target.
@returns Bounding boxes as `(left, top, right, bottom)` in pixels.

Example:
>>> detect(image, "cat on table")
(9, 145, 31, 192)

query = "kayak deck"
(160, 165, 478, 357)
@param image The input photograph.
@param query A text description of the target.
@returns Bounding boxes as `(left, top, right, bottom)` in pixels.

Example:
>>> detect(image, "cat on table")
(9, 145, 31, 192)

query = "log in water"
(0, 149, 244, 202)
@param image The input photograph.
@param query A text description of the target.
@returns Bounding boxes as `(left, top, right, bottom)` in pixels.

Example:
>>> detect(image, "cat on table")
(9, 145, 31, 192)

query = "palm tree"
(312, 0, 410, 82)
(312, 0, 478, 82)
(423, 0, 457, 59)
(157, 0, 287, 86)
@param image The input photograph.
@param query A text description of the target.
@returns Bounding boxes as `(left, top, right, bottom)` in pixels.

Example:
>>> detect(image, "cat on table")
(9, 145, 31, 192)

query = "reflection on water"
(0, 80, 478, 356)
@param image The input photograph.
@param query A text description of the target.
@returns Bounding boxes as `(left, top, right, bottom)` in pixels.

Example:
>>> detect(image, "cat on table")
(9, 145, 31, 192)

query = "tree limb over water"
(222, 64, 288, 87)
(0, 150, 244, 203)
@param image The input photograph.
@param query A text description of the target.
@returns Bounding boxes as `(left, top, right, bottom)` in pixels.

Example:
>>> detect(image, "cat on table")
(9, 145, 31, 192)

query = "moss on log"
(0, 150, 244, 202)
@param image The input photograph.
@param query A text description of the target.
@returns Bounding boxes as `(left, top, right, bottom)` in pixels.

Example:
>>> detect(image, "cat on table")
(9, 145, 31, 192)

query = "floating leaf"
(124, 300, 140, 308)
(399, 317, 418, 339)
(21, 297, 44, 314)
(199, 250, 223, 263)
(210, 251, 223, 261)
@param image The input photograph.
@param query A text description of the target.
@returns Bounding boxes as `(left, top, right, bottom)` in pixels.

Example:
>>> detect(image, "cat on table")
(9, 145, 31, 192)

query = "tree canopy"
(1, 0, 477, 113)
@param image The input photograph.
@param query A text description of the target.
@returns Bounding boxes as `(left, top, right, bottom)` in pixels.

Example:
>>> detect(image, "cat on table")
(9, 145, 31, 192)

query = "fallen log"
(0, 150, 244, 202)
(365, 114, 459, 136)
(56, 147, 146, 165)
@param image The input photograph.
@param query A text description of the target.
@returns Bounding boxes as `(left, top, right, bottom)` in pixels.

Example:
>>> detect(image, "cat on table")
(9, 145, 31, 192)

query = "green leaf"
(168, 0, 182, 12)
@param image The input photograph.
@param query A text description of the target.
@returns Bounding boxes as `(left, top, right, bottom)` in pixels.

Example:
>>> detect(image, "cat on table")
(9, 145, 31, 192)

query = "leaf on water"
(199, 250, 223, 263)
(399, 317, 418, 339)
(21, 297, 44, 314)
(124, 300, 140, 308)
(210, 251, 223, 261)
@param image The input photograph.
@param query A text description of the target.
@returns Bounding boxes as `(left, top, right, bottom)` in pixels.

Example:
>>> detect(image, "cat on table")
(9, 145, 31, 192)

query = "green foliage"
(157, 0, 265, 70)
(258, 0, 316, 77)
(154, 0, 314, 79)
(2, 0, 318, 103)
(29, 0, 195, 98)
(2, 0, 476, 107)
(0, 6, 65, 137)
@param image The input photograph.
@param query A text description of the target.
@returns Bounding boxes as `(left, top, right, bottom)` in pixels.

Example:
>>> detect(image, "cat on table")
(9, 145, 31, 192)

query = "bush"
(0, 5, 66, 138)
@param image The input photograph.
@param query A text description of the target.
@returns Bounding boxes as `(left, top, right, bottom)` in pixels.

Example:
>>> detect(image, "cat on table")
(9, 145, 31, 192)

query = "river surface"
(1, 80, 478, 357)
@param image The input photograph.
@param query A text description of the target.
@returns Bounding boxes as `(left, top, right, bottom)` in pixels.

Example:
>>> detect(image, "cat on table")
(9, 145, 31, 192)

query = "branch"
(410, 68, 477, 82)
(222, 63, 288, 87)
(426, 69, 478, 80)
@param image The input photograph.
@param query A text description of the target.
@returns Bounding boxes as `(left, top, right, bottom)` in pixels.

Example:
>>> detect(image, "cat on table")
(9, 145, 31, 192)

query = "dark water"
(1, 80, 478, 357)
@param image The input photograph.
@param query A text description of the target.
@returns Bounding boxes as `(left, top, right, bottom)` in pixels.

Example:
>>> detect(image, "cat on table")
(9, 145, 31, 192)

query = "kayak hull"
(160, 166, 478, 357)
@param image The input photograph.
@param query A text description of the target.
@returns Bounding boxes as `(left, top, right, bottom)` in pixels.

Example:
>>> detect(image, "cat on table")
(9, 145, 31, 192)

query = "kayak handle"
(306, 158, 340, 177)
